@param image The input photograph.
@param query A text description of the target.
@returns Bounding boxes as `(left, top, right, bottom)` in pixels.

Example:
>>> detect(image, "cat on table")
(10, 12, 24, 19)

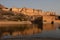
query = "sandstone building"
(0, 5, 60, 23)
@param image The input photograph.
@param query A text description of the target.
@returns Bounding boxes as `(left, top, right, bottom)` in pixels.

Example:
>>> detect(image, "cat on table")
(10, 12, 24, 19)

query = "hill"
(0, 4, 7, 9)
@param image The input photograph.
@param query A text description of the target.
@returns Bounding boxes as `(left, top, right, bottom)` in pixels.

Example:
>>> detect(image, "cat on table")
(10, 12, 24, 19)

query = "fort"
(0, 4, 60, 24)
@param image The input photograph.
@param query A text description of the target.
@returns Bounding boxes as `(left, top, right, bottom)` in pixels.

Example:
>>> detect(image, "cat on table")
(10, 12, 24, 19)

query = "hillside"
(0, 4, 7, 9)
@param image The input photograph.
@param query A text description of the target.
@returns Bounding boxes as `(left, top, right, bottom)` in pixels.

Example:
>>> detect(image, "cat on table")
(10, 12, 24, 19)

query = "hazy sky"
(0, 0, 60, 14)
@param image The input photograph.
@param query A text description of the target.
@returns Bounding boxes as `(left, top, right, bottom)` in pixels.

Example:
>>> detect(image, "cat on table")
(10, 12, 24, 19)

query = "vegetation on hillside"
(0, 9, 31, 21)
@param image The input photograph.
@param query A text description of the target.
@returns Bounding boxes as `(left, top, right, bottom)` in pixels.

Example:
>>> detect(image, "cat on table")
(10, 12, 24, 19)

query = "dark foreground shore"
(1, 37, 60, 40)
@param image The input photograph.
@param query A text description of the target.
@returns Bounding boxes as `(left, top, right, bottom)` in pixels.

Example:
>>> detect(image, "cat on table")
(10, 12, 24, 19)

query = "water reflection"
(0, 23, 60, 38)
(0, 24, 42, 37)
(43, 24, 56, 31)
(57, 23, 60, 30)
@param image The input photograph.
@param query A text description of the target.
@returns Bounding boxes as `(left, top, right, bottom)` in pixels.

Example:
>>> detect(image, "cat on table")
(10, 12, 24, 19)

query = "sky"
(0, 0, 60, 14)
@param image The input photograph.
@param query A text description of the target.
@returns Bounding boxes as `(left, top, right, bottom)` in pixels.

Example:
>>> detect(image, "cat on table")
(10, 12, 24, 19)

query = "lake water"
(0, 23, 60, 39)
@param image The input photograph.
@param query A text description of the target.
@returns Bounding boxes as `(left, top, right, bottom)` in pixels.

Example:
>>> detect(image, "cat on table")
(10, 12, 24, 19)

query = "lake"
(0, 23, 60, 40)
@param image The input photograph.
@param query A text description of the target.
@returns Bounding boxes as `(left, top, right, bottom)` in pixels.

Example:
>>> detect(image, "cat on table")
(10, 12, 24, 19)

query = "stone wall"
(43, 15, 55, 23)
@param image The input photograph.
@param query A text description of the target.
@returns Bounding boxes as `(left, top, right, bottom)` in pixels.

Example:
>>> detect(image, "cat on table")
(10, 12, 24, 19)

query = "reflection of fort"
(0, 24, 42, 37)
(43, 23, 56, 31)
(0, 23, 58, 37)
